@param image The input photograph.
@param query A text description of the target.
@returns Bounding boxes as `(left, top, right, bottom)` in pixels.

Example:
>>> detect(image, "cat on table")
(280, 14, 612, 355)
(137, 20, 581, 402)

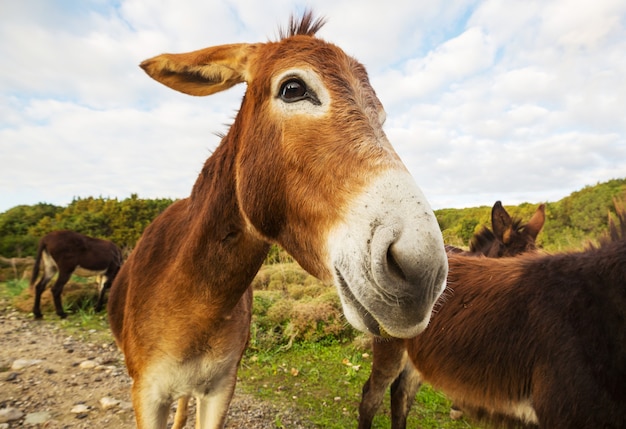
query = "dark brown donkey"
(467, 201, 545, 257)
(360, 201, 546, 429)
(107, 12, 448, 429)
(359, 201, 626, 428)
(446, 200, 546, 257)
(30, 230, 123, 319)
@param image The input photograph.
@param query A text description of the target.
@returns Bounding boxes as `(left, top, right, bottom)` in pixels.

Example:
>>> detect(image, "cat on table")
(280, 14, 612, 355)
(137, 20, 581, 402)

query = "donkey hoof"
(33, 314, 44, 320)
(58, 312, 68, 319)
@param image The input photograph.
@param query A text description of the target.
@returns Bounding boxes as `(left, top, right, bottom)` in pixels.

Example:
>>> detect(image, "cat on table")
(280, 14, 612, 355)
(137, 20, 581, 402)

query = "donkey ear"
(525, 203, 546, 239)
(140, 43, 258, 96)
(491, 201, 513, 244)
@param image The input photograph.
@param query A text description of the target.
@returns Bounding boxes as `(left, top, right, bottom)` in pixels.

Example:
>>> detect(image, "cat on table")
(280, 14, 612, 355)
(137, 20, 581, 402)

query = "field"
(0, 267, 480, 429)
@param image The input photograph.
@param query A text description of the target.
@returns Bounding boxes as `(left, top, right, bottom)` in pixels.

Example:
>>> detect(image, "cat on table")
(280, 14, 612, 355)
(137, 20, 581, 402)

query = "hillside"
(1, 178, 625, 258)
(435, 177, 626, 251)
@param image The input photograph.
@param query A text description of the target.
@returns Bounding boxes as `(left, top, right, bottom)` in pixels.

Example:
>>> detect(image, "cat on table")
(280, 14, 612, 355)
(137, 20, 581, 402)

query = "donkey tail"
(30, 240, 46, 288)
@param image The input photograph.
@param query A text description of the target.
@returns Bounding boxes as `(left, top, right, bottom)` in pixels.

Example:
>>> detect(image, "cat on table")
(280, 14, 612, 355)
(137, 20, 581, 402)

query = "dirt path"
(0, 300, 308, 428)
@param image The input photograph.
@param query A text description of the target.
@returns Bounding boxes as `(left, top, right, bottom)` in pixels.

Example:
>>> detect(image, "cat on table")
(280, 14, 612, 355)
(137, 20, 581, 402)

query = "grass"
(0, 275, 114, 343)
(0, 264, 481, 429)
(4, 278, 29, 297)
(239, 339, 476, 429)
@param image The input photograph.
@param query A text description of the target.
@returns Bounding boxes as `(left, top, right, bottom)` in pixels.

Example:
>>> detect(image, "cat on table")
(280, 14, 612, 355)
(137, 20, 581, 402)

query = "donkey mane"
(279, 10, 327, 39)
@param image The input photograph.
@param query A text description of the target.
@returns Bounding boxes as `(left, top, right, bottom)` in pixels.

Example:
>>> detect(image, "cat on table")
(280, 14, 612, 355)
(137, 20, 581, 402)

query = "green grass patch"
(0, 280, 114, 343)
(57, 301, 114, 342)
(239, 340, 477, 429)
(2, 278, 29, 297)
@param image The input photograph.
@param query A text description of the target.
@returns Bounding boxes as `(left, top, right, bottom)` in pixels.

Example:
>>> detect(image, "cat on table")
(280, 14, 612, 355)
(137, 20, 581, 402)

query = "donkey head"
(471, 201, 545, 258)
(139, 13, 447, 338)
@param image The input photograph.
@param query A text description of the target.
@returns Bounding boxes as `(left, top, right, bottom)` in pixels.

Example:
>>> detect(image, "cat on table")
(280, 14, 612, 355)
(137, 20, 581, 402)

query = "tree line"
(0, 194, 173, 257)
(1, 178, 625, 258)
(436, 177, 626, 251)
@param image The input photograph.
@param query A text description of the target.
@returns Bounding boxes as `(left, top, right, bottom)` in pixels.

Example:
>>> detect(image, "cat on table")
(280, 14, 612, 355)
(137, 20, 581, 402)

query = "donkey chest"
(144, 351, 241, 400)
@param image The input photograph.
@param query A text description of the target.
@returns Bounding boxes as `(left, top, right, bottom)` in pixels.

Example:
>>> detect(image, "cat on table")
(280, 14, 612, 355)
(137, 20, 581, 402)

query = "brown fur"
(30, 230, 122, 319)
(359, 202, 545, 429)
(108, 12, 446, 429)
(359, 203, 626, 428)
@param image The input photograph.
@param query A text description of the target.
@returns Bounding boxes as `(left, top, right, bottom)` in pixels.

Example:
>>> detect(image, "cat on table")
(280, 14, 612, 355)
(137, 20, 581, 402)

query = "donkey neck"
(177, 135, 270, 309)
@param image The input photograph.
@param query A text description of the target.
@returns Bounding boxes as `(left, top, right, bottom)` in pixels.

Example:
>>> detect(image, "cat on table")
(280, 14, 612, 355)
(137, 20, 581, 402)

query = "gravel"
(0, 301, 308, 428)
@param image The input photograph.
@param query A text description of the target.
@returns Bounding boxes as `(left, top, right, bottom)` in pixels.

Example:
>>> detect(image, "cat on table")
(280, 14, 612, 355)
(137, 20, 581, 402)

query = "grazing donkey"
(360, 201, 546, 428)
(30, 230, 122, 319)
(107, 12, 448, 429)
(359, 201, 626, 428)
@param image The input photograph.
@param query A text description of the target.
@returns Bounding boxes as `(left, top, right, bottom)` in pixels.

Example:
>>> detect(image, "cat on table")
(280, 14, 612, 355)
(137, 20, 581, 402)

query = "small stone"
(79, 360, 98, 369)
(99, 397, 121, 410)
(71, 404, 90, 414)
(5, 372, 19, 382)
(0, 407, 24, 423)
(23, 411, 52, 425)
(450, 408, 464, 420)
(11, 359, 42, 370)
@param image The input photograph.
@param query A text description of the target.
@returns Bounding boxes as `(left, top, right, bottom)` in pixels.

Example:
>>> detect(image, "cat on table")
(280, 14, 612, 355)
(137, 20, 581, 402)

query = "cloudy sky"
(1, 0, 625, 213)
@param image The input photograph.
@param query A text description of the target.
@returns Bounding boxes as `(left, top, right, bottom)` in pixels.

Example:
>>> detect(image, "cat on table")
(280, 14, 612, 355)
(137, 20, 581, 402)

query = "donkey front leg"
(195, 368, 240, 429)
(171, 396, 190, 429)
(50, 271, 72, 319)
(390, 362, 422, 429)
(358, 337, 408, 429)
(131, 379, 171, 429)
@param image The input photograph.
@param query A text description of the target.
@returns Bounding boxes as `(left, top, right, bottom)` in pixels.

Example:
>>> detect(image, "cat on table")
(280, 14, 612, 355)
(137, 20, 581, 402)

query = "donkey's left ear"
(525, 203, 546, 239)
(140, 43, 259, 96)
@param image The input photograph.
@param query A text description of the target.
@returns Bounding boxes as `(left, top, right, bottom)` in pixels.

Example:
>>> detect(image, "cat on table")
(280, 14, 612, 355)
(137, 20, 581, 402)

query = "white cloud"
(377, 26, 495, 105)
(1, 0, 625, 213)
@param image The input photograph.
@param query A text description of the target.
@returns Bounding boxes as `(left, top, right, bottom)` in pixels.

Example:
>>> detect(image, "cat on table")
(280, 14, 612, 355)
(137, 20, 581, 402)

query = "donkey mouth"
(335, 269, 386, 336)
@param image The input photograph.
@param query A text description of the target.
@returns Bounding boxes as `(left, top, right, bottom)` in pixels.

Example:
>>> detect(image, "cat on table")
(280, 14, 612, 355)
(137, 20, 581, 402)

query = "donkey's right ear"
(140, 43, 259, 96)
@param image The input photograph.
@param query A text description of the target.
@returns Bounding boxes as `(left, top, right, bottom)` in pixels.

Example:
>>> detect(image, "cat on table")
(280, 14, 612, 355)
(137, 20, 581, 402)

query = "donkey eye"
(280, 79, 306, 100)
(279, 78, 321, 105)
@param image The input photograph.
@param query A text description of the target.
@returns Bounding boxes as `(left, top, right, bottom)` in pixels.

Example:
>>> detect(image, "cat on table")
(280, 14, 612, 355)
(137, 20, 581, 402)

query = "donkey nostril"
(386, 245, 407, 282)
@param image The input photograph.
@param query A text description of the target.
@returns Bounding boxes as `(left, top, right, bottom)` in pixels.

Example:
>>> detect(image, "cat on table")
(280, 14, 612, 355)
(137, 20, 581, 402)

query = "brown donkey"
(359, 202, 626, 428)
(107, 12, 448, 429)
(30, 230, 123, 319)
(359, 201, 546, 429)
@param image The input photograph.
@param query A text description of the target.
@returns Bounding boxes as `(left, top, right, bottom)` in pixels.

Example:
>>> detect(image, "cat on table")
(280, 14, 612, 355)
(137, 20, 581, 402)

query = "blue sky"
(1, 0, 625, 213)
